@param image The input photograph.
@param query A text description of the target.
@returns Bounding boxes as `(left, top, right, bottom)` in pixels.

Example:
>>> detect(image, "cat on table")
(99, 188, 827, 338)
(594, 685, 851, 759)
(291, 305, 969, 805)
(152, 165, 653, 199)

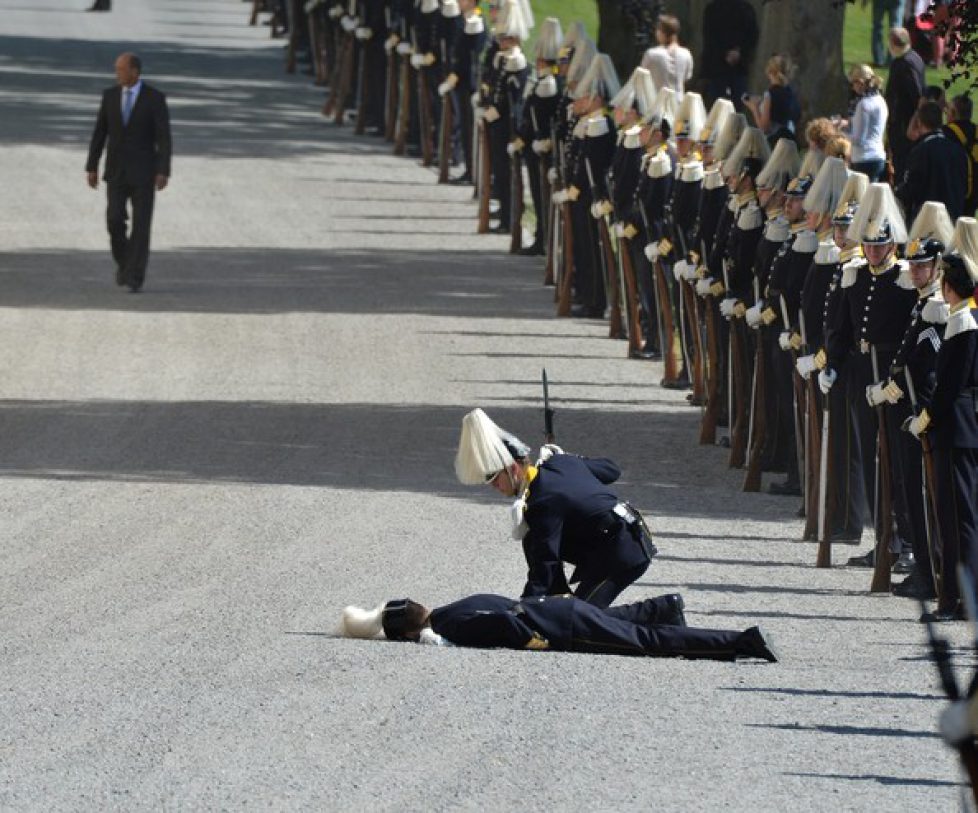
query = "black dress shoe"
(920, 606, 966, 623)
(519, 242, 544, 256)
(735, 626, 779, 662)
(660, 593, 687, 627)
(629, 347, 661, 360)
(448, 173, 473, 185)
(768, 480, 802, 497)
(847, 549, 875, 568)
(570, 304, 604, 319)
(892, 575, 937, 600)
(661, 376, 691, 390)
(489, 223, 510, 234)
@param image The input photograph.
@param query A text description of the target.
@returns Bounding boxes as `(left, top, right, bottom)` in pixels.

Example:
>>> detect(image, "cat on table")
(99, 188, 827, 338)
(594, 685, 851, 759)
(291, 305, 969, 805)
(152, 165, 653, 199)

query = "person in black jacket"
(86, 53, 171, 293)
(945, 95, 978, 217)
(884, 28, 925, 182)
(455, 408, 655, 608)
(909, 251, 978, 622)
(338, 593, 779, 661)
(897, 101, 967, 223)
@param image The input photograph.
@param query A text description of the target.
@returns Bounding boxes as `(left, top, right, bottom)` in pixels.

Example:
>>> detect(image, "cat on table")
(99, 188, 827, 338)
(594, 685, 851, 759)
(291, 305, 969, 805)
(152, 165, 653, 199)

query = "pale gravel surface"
(0, 1, 974, 810)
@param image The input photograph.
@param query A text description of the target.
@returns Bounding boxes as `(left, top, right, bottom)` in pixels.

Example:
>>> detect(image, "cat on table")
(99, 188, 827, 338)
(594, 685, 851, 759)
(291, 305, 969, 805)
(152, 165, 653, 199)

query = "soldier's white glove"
(795, 353, 817, 379)
(422, 52, 436, 67)
(644, 243, 659, 262)
(506, 139, 523, 156)
(719, 297, 737, 319)
(532, 138, 552, 155)
(682, 263, 699, 281)
(328, 3, 345, 18)
(483, 106, 500, 123)
(396, 41, 413, 56)
(818, 368, 837, 395)
(908, 413, 929, 438)
(590, 200, 612, 220)
(410, 53, 425, 68)
(355, 26, 372, 40)
(865, 382, 887, 407)
(778, 331, 793, 352)
(340, 15, 358, 32)
(437, 80, 451, 96)
(745, 302, 763, 329)
(614, 222, 626, 238)
(551, 190, 568, 205)
(695, 277, 712, 296)
(922, 298, 950, 324)
(536, 443, 564, 464)
(304, 0, 321, 13)
(547, 167, 559, 185)
(418, 628, 450, 646)
(672, 259, 688, 282)
(883, 379, 904, 404)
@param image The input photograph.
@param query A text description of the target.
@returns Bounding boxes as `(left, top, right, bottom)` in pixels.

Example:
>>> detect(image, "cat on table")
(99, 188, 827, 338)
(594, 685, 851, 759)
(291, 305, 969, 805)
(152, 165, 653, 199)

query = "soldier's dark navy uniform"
(914, 253, 978, 621)
(823, 204, 918, 563)
(447, 8, 487, 183)
(519, 453, 655, 607)
(426, 593, 777, 660)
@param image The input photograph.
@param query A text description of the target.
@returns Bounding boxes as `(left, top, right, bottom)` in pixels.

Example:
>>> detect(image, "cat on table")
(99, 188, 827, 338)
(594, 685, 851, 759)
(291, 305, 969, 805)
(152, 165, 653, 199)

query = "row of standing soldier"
(271, 1, 978, 623)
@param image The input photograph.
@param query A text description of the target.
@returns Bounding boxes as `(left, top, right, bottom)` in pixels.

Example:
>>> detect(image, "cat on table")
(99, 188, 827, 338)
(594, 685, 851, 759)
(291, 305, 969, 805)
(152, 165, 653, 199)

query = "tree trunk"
(752, 0, 847, 118)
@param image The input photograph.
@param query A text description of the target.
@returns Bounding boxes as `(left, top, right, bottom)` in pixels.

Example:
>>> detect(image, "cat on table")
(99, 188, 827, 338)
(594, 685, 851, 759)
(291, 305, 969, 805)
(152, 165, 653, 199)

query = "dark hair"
(918, 101, 944, 131)
(657, 14, 680, 39)
(128, 53, 142, 74)
(382, 599, 430, 642)
(923, 84, 945, 104)
(952, 94, 973, 122)
(942, 255, 977, 299)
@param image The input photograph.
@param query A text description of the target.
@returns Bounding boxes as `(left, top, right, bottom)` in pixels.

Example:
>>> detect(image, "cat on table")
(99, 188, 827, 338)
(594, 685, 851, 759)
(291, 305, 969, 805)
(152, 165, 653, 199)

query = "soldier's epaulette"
(792, 230, 819, 254)
(814, 241, 840, 266)
(840, 257, 862, 288)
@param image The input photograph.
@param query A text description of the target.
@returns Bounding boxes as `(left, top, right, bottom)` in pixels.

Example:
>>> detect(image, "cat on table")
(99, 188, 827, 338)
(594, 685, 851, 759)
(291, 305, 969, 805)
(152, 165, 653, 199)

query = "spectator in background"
(701, 0, 759, 110)
(825, 135, 852, 165)
(641, 14, 693, 97)
(842, 64, 888, 182)
(945, 95, 978, 216)
(742, 54, 801, 148)
(884, 27, 924, 180)
(897, 101, 967, 222)
(871, 0, 905, 66)
(805, 117, 839, 156)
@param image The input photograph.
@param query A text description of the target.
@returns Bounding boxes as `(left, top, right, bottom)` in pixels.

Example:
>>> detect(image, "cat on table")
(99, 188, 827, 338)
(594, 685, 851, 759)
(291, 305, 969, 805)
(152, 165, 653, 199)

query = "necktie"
(123, 88, 134, 125)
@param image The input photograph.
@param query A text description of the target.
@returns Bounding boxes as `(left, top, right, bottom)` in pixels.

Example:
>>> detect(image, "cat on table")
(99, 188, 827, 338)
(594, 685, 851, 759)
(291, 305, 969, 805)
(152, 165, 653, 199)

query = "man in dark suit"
(897, 101, 966, 223)
(884, 27, 925, 181)
(86, 53, 171, 292)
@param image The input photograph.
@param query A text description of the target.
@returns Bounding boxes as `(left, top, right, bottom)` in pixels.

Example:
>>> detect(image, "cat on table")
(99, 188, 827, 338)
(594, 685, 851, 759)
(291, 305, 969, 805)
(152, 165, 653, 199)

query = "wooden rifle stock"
(728, 317, 750, 467)
(477, 123, 491, 233)
(620, 238, 643, 356)
(802, 374, 821, 541)
(556, 202, 574, 316)
(870, 404, 896, 591)
(324, 32, 355, 121)
(393, 56, 411, 155)
(699, 295, 722, 445)
(543, 156, 556, 286)
(308, 9, 327, 85)
(437, 89, 453, 183)
(682, 279, 706, 404)
(384, 51, 398, 141)
(417, 66, 434, 166)
(285, 0, 301, 74)
(597, 218, 623, 339)
(509, 151, 523, 252)
(654, 259, 679, 383)
(743, 331, 767, 492)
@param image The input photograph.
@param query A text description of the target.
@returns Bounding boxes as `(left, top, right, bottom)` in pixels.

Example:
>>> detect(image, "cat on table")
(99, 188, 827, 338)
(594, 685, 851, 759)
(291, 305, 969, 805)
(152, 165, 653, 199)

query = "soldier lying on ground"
(337, 592, 778, 661)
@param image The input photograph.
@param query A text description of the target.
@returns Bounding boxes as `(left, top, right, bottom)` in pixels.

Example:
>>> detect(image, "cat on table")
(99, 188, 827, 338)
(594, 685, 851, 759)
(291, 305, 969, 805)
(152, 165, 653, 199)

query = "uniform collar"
(917, 279, 941, 300)
(869, 254, 898, 275)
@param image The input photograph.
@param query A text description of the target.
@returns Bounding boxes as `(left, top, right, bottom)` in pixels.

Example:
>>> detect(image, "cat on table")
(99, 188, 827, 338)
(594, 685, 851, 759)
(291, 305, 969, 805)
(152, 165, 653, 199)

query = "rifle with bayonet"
(416, 48, 434, 166)
(510, 142, 524, 253)
(542, 368, 556, 444)
(727, 257, 750, 468)
(585, 155, 622, 338)
(870, 344, 896, 592)
(393, 38, 412, 155)
(639, 197, 678, 383)
(437, 50, 454, 183)
(383, 10, 398, 141)
(699, 239, 723, 445)
(799, 310, 820, 542)
(353, 33, 368, 134)
(743, 277, 768, 492)
(673, 217, 705, 404)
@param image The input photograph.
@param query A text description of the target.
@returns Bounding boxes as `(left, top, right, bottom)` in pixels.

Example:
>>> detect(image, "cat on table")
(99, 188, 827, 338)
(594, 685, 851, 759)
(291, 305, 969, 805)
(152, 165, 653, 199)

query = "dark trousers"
(569, 195, 605, 313)
(524, 149, 544, 245)
(828, 371, 867, 534)
(575, 561, 650, 609)
(568, 599, 744, 659)
(457, 83, 475, 179)
(934, 446, 978, 611)
(487, 118, 510, 226)
(889, 400, 929, 572)
(628, 238, 659, 349)
(106, 180, 155, 287)
(363, 39, 387, 129)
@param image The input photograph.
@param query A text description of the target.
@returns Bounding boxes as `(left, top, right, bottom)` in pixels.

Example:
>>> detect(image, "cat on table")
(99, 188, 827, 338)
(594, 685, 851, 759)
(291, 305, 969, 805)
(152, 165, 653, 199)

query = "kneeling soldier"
(455, 408, 656, 607)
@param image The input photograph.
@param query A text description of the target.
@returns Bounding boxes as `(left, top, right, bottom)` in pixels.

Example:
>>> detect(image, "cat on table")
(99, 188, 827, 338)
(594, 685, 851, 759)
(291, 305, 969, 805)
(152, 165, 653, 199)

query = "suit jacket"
(897, 130, 967, 222)
(86, 83, 172, 186)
